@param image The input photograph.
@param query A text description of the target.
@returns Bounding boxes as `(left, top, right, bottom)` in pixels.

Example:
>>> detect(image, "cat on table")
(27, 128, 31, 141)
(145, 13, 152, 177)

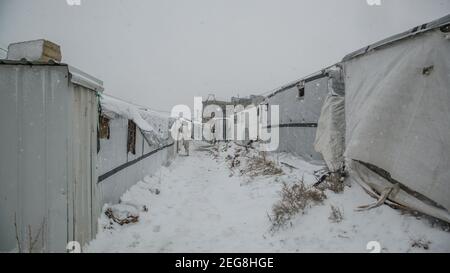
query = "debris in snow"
(281, 162, 298, 170)
(229, 154, 241, 169)
(356, 184, 398, 212)
(104, 204, 139, 226)
(313, 168, 346, 193)
(149, 188, 161, 195)
(329, 205, 344, 223)
(411, 238, 431, 250)
(318, 174, 346, 193)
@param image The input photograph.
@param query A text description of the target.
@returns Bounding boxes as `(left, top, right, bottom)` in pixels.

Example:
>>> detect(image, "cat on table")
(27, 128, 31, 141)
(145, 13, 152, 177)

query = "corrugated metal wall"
(0, 64, 71, 252)
(0, 64, 99, 252)
(67, 84, 99, 249)
(0, 63, 176, 252)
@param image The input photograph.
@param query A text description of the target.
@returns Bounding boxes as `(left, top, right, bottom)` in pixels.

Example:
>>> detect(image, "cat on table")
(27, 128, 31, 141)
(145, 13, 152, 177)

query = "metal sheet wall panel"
(0, 65, 70, 252)
(68, 84, 98, 248)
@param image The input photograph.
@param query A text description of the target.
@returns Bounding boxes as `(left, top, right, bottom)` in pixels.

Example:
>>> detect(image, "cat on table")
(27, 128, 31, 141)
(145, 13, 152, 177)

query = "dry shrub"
(224, 143, 282, 177)
(244, 156, 283, 177)
(269, 180, 326, 232)
(227, 154, 241, 168)
(329, 205, 344, 223)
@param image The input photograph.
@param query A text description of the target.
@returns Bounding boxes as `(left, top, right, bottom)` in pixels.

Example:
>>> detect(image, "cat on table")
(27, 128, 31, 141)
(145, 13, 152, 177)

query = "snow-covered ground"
(86, 142, 450, 253)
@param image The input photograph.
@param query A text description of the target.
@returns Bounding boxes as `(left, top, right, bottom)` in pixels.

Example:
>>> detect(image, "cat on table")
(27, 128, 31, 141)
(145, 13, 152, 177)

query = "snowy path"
(86, 143, 450, 253)
(87, 143, 282, 252)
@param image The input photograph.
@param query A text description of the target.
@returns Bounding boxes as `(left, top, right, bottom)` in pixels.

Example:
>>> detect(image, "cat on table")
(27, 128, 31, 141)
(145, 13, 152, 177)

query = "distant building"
(202, 94, 264, 141)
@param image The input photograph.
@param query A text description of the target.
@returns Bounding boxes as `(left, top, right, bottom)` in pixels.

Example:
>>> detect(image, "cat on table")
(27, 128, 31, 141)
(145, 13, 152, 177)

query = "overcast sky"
(1, 0, 449, 111)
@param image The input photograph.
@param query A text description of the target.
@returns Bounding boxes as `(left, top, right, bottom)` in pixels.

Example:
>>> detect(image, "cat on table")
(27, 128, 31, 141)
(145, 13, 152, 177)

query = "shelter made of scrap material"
(265, 65, 344, 161)
(266, 14, 450, 223)
(340, 14, 450, 223)
(316, 14, 450, 222)
(97, 94, 176, 206)
(0, 60, 176, 252)
(0, 60, 102, 252)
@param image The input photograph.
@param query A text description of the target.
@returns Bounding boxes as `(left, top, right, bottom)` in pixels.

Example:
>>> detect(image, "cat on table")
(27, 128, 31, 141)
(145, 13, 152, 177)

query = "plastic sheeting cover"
(344, 29, 450, 212)
(139, 109, 171, 145)
(348, 160, 450, 223)
(314, 95, 345, 172)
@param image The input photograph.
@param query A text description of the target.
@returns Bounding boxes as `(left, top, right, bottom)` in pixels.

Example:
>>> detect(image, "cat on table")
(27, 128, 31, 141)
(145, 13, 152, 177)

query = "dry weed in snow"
(269, 180, 326, 232)
(243, 156, 284, 177)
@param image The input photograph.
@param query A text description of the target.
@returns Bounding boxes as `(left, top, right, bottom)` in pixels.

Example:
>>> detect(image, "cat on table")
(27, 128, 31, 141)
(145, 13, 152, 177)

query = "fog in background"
(1, 0, 449, 111)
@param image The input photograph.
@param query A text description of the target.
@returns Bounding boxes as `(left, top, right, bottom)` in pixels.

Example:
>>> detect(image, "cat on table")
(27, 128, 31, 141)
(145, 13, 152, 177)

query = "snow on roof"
(139, 108, 170, 141)
(139, 108, 171, 120)
(100, 94, 158, 133)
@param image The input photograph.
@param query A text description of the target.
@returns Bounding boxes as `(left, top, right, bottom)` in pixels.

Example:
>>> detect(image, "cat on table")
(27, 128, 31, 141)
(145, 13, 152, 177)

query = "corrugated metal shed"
(0, 60, 102, 252)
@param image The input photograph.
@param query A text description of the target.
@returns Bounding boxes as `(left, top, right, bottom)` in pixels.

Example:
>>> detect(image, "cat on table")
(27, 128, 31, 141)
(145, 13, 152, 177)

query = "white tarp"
(267, 76, 329, 160)
(344, 29, 450, 214)
(314, 95, 345, 172)
(139, 109, 171, 145)
(348, 160, 450, 223)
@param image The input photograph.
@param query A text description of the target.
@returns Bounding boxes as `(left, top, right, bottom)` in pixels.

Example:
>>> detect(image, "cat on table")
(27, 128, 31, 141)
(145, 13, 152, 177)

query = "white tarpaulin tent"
(340, 15, 450, 222)
(314, 95, 345, 173)
(266, 68, 342, 161)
